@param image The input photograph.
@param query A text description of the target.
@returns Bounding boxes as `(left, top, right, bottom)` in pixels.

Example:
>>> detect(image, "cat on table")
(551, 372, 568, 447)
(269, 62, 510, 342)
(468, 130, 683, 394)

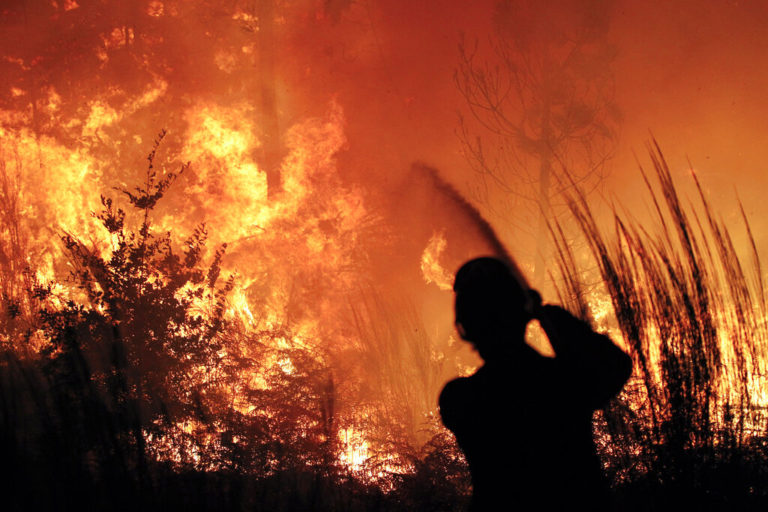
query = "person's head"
(453, 257, 534, 358)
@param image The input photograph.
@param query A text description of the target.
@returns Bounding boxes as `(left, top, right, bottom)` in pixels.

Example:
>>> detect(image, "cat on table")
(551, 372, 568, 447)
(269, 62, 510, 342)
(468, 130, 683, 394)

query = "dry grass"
(551, 142, 768, 509)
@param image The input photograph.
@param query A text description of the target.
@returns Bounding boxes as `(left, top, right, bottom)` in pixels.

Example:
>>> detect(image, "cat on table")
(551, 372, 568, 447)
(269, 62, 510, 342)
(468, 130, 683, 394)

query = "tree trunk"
(534, 155, 551, 286)
(256, 0, 282, 198)
(534, 91, 552, 286)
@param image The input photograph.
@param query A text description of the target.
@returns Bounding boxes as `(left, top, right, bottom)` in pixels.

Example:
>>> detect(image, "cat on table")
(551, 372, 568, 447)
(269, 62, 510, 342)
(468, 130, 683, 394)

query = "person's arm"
(537, 304, 632, 408)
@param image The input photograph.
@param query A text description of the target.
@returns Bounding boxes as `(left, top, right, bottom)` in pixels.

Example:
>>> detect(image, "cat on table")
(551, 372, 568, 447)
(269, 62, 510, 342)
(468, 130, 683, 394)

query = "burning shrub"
(0, 134, 473, 511)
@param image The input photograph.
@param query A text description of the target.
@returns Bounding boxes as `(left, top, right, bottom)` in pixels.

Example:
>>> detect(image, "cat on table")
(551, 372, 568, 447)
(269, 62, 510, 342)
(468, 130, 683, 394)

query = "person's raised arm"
(537, 304, 632, 408)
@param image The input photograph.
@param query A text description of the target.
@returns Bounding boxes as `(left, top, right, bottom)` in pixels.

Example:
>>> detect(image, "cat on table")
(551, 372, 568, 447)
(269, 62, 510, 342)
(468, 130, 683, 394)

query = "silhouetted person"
(439, 257, 632, 511)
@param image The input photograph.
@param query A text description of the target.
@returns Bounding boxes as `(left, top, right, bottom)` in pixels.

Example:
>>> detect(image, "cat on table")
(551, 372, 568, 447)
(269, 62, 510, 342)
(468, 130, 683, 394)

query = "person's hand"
(526, 288, 543, 319)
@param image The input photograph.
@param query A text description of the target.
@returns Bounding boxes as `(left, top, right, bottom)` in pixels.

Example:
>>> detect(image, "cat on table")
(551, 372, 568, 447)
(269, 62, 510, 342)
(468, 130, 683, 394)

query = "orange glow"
(3, 0, 768, 486)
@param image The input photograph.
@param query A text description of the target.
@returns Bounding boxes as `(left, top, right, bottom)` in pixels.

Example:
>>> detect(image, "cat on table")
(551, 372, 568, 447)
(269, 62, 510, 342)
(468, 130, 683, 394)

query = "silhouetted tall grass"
(552, 142, 768, 509)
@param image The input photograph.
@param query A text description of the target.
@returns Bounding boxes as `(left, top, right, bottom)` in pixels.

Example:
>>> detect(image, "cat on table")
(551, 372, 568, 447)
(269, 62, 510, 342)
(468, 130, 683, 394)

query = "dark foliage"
(0, 140, 470, 511)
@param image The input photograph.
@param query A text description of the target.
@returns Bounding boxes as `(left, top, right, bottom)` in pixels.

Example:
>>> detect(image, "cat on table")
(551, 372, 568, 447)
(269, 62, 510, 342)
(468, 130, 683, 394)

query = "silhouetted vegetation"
(0, 138, 470, 511)
(552, 142, 768, 510)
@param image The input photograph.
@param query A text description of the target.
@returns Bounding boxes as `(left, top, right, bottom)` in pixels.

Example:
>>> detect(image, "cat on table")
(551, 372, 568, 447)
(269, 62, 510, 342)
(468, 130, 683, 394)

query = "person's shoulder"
(440, 375, 472, 398)
(439, 376, 477, 431)
(439, 374, 480, 409)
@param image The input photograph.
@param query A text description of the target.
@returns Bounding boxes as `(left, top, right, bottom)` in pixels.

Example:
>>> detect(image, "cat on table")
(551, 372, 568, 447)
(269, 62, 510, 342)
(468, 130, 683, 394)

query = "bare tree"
(456, 0, 621, 284)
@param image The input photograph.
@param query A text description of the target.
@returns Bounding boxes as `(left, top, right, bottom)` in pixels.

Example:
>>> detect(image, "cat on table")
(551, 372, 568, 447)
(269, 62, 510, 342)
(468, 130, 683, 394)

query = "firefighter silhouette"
(439, 257, 632, 511)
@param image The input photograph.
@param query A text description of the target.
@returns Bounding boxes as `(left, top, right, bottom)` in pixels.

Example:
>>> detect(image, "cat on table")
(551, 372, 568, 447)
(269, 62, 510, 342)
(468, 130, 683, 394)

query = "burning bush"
(0, 135, 470, 511)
